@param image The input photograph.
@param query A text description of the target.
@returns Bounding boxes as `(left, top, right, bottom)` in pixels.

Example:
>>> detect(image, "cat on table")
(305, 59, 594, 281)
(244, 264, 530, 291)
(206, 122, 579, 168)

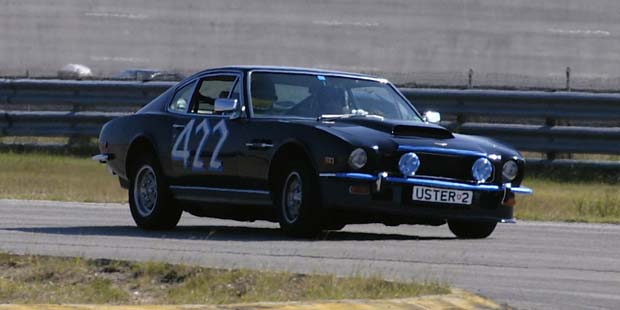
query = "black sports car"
(94, 66, 532, 238)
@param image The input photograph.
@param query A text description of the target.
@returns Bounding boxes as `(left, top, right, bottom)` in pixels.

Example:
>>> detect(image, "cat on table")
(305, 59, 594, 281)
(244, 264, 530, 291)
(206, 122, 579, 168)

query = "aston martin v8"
(94, 66, 532, 238)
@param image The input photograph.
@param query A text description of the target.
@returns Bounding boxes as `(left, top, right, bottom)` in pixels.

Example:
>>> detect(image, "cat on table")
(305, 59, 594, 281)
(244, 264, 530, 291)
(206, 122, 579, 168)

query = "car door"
(168, 73, 247, 192)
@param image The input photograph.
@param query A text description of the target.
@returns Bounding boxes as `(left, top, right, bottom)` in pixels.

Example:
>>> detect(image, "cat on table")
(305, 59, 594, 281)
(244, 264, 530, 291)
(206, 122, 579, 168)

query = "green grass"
(0, 151, 619, 223)
(0, 151, 126, 202)
(517, 178, 620, 223)
(0, 252, 448, 304)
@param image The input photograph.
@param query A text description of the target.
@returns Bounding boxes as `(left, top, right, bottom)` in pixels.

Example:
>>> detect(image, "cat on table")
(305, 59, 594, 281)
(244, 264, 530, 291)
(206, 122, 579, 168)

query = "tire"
(128, 153, 182, 230)
(448, 221, 497, 239)
(275, 160, 323, 238)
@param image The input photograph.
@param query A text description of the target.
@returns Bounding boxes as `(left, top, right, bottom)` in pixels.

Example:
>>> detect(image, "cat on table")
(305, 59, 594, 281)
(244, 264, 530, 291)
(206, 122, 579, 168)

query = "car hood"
(313, 117, 520, 157)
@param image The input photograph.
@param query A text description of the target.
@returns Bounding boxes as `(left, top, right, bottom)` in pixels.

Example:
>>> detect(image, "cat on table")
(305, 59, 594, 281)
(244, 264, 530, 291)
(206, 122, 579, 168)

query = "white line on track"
(312, 20, 380, 28)
(90, 56, 150, 63)
(84, 12, 148, 20)
(547, 28, 611, 37)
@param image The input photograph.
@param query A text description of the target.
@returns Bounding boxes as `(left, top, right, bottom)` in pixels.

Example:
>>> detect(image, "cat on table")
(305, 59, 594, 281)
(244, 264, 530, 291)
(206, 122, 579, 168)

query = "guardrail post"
(67, 87, 89, 149)
(468, 69, 474, 89)
(1, 111, 11, 136)
(544, 117, 556, 160)
(566, 67, 571, 91)
(456, 96, 467, 126)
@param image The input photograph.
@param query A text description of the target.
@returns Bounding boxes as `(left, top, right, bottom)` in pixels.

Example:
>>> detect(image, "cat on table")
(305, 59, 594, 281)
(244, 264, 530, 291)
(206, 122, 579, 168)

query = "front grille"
(382, 152, 483, 182)
(419, 153, 477, 180)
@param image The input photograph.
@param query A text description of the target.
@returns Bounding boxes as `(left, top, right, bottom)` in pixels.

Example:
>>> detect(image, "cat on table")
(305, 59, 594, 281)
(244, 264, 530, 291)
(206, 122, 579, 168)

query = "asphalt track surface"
(0, 199, 618, 310)
(3, 0, 620, 89)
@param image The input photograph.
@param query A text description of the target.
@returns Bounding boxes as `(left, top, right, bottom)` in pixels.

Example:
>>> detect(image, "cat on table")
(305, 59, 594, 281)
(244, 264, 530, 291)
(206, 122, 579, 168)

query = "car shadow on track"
(6, 225, 455, 242)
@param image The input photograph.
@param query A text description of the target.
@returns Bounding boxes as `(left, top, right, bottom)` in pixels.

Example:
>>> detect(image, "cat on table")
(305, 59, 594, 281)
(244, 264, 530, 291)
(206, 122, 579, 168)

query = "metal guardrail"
(401, 89, 620, 159)
(1, 79, 619, 167)
(0, 79, 172, 113)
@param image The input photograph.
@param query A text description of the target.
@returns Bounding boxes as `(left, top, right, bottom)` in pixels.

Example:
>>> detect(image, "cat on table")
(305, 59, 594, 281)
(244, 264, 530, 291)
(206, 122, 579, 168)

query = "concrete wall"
(2, 0, 620, 90)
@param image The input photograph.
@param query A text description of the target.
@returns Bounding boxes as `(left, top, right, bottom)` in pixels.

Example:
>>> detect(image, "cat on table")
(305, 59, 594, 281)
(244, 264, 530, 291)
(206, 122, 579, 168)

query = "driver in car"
(251, 76, 278, 113)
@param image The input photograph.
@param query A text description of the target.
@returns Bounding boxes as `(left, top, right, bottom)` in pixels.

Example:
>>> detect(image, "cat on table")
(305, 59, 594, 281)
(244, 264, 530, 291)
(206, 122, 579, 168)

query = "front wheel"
(128, 154, 182, 230)
(448, 221, 497, 239)
(275, 161, 323, 238)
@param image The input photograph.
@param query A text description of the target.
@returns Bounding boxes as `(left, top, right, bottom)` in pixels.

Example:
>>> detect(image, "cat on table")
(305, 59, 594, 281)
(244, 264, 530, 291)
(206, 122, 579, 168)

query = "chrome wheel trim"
(134, 165, 158, 217)
(282, 171, 303, 224)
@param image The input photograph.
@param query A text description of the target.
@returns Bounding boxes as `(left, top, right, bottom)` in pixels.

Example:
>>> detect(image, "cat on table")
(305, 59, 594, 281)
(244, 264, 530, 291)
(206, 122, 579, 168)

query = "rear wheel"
(128, 153, 182, 230)
(275, 161, 323, 238)
(448, 221, 497, 239)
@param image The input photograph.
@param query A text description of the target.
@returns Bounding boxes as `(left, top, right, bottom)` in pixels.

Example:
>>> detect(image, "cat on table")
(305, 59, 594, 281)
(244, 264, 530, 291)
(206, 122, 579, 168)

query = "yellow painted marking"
(0, 290, 502, 310)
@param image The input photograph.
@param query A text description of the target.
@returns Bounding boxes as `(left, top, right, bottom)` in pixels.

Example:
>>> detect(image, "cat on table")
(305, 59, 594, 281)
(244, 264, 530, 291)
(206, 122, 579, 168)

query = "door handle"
(172, 124, 185, 129)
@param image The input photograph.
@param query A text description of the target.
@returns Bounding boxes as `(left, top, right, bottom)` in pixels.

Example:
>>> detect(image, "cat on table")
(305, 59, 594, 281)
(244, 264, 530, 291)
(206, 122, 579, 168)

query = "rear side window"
(169, 82, 195, 112)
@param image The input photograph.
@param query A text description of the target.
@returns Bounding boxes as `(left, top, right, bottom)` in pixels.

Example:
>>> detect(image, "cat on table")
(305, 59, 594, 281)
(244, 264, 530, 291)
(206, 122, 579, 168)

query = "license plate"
(412, 186, 473, 205)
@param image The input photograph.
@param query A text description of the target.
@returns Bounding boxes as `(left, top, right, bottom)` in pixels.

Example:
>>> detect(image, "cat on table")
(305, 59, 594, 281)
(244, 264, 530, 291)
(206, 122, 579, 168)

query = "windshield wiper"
(317, 113, 384, 121)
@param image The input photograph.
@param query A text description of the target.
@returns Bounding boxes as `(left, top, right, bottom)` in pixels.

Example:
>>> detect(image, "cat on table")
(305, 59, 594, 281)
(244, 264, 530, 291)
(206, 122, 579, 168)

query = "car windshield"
(250, 72, 423, 122)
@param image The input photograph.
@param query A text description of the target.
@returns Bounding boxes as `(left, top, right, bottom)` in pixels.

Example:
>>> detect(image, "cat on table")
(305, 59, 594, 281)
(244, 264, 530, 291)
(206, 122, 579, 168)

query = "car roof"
(188, 66, 381, 80)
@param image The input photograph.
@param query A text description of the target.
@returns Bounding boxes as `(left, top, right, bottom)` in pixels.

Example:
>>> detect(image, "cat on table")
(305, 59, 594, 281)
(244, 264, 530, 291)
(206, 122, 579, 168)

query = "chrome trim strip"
(248, 68, 385, 83)
(500, 218, 518, 224)
(398, 146, 487, 158)
(169, 185, 270, 195)
(319, 172, 377, 181)
(91, 154, 109, 163)
(510, 186, 533, 195)
(245, 142, 274, 149)
(319, 172, 533, 194)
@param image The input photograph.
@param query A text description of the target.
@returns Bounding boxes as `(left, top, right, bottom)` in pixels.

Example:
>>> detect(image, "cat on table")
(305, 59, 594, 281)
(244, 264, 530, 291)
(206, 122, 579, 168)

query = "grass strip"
(0, 151, 619, 223)
(0, 252, 448, 304)
(0, 151, 126, 203)
(518, 178, 620, 223)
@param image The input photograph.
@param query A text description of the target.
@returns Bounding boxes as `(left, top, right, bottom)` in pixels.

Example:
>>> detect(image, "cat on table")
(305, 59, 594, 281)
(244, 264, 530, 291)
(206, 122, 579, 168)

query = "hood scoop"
(392, 124, 453, 139)
(329, 118, 453, 139)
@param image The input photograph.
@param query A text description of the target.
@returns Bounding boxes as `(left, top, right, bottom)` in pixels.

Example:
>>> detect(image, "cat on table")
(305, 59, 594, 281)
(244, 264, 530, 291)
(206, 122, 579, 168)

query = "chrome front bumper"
(319, 172, 533, 195)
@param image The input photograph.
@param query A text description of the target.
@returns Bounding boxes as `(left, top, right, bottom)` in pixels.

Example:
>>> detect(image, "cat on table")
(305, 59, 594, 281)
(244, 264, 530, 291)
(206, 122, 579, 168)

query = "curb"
(0, 289, 502, 310)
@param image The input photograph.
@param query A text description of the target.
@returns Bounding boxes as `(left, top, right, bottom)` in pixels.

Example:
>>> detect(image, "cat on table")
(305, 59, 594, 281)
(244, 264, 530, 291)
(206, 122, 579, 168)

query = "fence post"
(67, 86, 90, 149)
(566, 67, 571, 91)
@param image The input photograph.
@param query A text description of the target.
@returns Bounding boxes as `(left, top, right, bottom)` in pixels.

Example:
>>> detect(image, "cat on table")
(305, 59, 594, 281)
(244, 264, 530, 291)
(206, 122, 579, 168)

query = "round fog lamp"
(399, 152, 420, 176)
(348, 148, 367, 169)
(472, 158, 493, 183)
(502, 160, 519, 181)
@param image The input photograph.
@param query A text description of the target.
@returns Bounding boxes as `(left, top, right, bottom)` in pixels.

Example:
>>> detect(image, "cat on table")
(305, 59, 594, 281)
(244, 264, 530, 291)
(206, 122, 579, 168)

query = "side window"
(169, 82, 195, 112)
(190, 75, 237, 115)
(230, 80, 241, 101)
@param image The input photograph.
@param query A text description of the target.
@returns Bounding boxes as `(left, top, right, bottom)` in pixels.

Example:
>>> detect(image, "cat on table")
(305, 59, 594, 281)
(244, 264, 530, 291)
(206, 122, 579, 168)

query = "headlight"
(399, 152, 420, 176)
(502, 160, 519, 181)
(472, 158, 493, 183)
(348, 148, 367, 169)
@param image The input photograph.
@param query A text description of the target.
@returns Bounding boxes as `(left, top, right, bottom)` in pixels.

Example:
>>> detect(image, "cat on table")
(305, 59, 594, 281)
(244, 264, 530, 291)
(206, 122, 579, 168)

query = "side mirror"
(423, 111, 441, 124)
(214, 98, 238, 114)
